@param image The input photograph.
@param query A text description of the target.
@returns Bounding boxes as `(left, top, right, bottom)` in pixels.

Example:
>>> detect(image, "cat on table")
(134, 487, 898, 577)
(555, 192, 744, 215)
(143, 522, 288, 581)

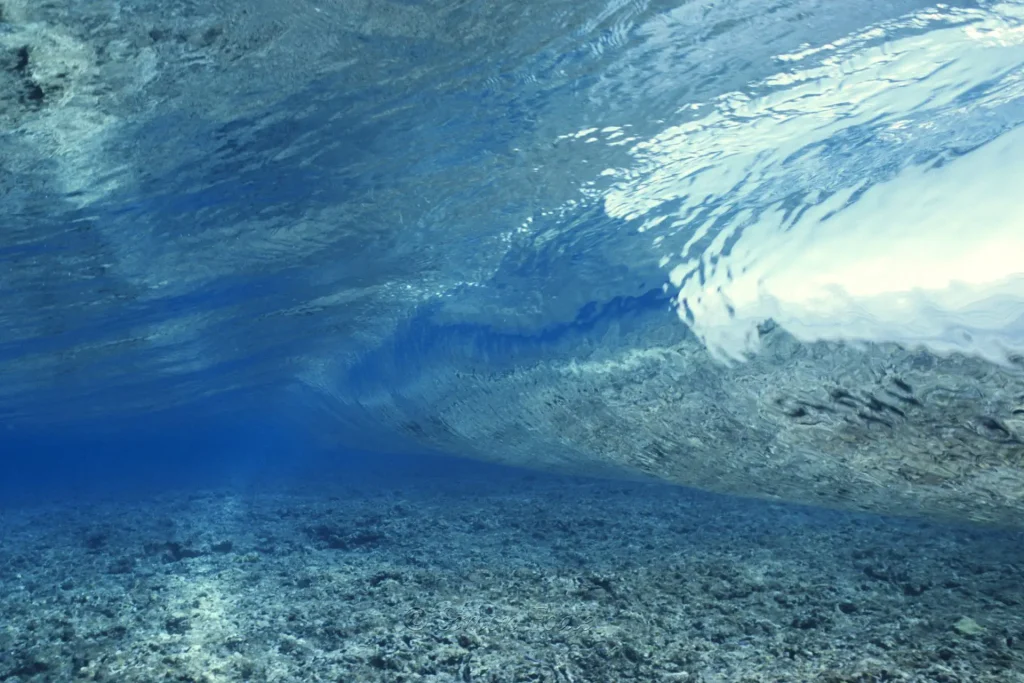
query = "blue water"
(2, 3, 1024, 677)
(1, 0, 1023, 507)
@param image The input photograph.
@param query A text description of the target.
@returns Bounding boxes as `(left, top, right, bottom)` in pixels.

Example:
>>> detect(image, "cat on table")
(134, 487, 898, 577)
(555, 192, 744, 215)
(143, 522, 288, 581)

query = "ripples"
(2, 0, 1023, 439)
(595, 1, 1024, 362)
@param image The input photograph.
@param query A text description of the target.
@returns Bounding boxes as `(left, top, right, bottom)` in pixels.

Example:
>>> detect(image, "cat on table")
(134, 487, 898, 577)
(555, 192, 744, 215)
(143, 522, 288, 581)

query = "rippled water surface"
(2, 0, 1024, 521)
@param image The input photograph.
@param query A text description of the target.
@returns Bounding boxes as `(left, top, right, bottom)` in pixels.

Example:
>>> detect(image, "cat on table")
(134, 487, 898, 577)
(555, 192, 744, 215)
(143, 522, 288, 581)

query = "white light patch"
(604, 2, 1024, 363)
(677, 125, 1024, 363)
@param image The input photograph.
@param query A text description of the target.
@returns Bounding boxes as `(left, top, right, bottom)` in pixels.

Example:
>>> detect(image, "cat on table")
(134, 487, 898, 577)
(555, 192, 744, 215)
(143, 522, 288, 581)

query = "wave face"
(2, 0, 1024, 523)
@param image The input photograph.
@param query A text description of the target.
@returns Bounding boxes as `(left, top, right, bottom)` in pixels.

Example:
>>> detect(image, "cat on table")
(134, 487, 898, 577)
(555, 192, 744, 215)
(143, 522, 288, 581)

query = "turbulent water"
(2, 0, 1024, 522)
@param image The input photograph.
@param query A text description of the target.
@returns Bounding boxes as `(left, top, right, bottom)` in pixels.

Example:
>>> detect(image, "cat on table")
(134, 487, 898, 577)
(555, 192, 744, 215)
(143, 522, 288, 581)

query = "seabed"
(1, 471, 1022, 682)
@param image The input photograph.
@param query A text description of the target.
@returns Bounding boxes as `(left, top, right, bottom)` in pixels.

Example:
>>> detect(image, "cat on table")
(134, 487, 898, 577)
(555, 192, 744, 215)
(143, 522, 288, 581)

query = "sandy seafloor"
(1, 469, 1023, 683)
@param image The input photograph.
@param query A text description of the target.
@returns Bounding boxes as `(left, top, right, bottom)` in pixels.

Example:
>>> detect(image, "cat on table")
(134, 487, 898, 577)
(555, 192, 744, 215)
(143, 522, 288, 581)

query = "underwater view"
(2, 0, 1024, 680)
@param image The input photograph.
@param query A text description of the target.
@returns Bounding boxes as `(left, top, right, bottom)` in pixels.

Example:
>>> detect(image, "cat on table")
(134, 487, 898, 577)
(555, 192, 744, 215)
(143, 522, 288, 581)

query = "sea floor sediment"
(1, 472, 1022, 682)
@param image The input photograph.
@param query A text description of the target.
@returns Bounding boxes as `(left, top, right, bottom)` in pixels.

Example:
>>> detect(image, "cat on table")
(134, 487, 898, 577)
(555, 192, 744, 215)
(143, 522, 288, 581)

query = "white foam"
(679, 125, 1024, 363)
(603, 2, 1024, 362)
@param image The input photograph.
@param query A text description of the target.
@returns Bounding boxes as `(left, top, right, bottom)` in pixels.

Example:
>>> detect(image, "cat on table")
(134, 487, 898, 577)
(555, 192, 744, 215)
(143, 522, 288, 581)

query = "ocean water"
(3, 0, 1024, 680)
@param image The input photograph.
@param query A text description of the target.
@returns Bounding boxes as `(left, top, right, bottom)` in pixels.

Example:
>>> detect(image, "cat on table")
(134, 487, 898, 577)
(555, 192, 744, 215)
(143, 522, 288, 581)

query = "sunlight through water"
(601, 2, 1024, 362)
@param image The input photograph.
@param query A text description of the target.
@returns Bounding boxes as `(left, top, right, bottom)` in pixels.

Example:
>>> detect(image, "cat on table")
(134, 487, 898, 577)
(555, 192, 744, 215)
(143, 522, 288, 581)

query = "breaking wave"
(2, 0, 1023, 521)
